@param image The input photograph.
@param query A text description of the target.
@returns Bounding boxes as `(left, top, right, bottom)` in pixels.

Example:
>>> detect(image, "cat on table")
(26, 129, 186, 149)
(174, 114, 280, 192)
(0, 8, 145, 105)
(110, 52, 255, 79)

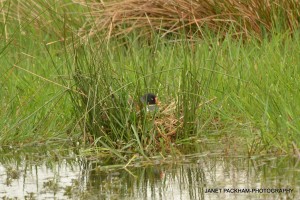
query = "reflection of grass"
(0, 0, 300, 158)
(24, 192, 36, 200)
(6, 167, 21, 186)
(64, 179, 79, 198)
(43, 180, 59, 193)
(6, 167, 20, 179)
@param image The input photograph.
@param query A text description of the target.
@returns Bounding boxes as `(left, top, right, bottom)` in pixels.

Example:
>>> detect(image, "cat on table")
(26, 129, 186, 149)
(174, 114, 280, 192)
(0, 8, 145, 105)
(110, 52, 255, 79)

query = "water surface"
(0, 146, 299, 199)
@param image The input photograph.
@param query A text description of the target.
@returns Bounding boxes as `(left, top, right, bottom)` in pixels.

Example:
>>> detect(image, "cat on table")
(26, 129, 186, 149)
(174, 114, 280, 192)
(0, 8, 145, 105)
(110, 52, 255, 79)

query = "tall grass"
(66, 31, 300, 157)
(0, 0, 76, 146)
(67, 42, 182, 158)
(1, 0, 300, 157)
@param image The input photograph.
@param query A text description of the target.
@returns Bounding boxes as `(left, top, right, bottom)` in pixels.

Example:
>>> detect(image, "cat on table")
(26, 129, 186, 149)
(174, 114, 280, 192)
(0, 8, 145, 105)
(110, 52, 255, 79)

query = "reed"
(66, 31, 300, 157)
(1, 0, 300, 157)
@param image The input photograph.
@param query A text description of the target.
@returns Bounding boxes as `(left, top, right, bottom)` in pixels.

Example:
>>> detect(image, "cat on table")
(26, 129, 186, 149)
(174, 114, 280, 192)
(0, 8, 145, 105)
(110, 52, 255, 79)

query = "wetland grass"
(67, 32, 300, 159)
(0, 0, 300, 160)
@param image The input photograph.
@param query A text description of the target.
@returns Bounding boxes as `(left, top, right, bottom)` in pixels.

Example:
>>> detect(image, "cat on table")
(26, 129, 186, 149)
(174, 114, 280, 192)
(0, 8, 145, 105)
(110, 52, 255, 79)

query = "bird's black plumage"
(140, 93, 157, 105)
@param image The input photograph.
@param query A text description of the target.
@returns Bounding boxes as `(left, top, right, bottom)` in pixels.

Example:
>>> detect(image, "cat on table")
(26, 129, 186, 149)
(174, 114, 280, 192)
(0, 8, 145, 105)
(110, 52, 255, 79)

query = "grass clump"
(65, 31, 300, 158)
(67, 43, 184, 158)
(67, 31, 300, 158)
(78, 0, 300, 40)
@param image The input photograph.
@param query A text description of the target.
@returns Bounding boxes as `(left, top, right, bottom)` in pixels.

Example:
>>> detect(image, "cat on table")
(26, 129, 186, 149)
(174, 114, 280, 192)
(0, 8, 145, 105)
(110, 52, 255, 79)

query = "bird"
(110, 88, 159, 112)
(140, 93, 160, 112)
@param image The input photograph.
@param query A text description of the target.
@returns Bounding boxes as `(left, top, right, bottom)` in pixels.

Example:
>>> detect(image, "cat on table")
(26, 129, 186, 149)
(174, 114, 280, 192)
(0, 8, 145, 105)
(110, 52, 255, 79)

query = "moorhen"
(140, 93, 159, 112)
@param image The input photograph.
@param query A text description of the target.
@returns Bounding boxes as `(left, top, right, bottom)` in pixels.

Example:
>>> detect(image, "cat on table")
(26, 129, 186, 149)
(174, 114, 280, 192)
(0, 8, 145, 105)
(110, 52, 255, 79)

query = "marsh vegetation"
(1, 0, 300, 161)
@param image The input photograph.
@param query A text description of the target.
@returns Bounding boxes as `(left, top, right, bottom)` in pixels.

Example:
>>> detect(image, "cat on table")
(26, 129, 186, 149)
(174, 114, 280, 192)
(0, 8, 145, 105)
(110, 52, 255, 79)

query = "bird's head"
(140, 93, 160, 111)
(140, 93, 159, 104)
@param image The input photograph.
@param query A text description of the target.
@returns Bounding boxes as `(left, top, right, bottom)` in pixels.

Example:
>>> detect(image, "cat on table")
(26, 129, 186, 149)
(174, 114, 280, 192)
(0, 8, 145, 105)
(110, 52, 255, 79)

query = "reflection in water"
(0, 147, 299, 199)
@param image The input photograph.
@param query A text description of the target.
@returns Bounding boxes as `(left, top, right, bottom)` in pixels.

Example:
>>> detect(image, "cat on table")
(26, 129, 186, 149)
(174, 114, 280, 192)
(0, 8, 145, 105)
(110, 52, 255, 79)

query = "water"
(0, 146, 299, 199)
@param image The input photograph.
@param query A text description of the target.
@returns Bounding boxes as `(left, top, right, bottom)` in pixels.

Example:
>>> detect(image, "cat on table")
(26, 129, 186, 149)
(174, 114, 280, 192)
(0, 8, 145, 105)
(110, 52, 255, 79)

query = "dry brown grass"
(154, 101, 183, 140)
(74, 0, 300, 40)
(2, 0, 299, 41)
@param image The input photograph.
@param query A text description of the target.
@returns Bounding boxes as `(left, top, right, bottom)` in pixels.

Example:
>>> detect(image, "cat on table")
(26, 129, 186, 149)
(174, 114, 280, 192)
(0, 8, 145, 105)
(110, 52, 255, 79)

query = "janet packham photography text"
(205, 188, 293, 194)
